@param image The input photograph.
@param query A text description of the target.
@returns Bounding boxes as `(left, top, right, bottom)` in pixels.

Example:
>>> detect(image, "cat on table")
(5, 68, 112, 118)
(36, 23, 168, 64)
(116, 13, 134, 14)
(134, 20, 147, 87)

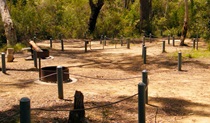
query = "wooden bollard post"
(149, 33, 152, 43)
(173, 36, 175, 46)
(168, 34, 170, 44)
(1, 52, 6, 73)
(120, 35, 123, 46)
(127, 39, 130, 49)
(20, 97, 31, 123)
(50, 38, 52, 48)
(138, 83, 146, 123)
(104, 36, 107, 46)
(142, 70, 148, 104)
(68, 91, 86, 123)
(61, 39, 64, 51)
(162, 41, 166, 53)
(143, 46, 147, 64)
(100, 35, 103, 44)
(178, 52, 182, 71)
(193, 38, 196, 49)
(85, 41, 88, 53)
(57, 66, 64, 99)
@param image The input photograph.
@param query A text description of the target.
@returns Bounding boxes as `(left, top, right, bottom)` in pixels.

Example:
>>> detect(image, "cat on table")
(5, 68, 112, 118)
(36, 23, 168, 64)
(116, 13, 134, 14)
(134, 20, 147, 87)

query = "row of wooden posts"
(19, 69, 149, 123)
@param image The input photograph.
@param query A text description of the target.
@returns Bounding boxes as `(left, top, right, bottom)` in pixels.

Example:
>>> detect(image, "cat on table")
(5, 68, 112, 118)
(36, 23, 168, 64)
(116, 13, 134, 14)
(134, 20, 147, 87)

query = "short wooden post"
(61, 39, 64, 51)
(168, 34, 170, 44)
(100, 35, 103, 44)
(68, 91, 86, 123)
(142, 70, 148, 104)
(85, 41, 88, 53)
(1, 52, 6, 73)
(193, 38, 196, 49)
(178, 52, 182, 71)
(142, 36, 145, 45)
(120, 35, 123, 46)
(50, 38, 52, 48)
(143, 46, 147, 64)
(138, 83, 146, 123)
(149, 33, 152, 43)
(142, 44, 145, 58)
(196, 37, 198, 50)
(162, 41, 166, 53)
(20, 97, 31, 123)
(104, 35, 107, 46)
(38, 58, 41, 80)
(33, 50, 37, 68)
(57, 66, 64, 99)
(172, 36, 175, 46)
(127, 39, 130, 49)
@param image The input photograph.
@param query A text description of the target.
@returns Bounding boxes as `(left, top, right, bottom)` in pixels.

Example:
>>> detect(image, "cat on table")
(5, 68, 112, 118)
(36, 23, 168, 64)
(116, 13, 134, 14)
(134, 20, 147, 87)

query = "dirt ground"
(0, 37, 210, 123)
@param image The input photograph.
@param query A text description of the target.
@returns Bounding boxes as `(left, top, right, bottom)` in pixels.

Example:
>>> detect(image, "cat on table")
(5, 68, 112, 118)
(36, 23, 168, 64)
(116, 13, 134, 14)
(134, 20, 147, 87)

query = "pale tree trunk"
(180, 0, 188, 46)
(0, 0, 17, 46)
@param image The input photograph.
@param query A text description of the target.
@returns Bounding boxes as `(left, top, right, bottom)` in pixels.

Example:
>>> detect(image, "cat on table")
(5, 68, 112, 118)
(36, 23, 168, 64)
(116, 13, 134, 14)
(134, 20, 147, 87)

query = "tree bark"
(88, 0, 104, 34)
(180, 0, 188, 46)
(0, 0, 17, 46)
(68, 91, 87, 123)
(139, 0, 152, 35)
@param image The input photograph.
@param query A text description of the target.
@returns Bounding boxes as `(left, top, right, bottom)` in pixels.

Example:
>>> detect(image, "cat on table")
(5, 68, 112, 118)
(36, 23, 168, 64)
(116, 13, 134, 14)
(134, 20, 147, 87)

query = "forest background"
(0, 0, 210, 47)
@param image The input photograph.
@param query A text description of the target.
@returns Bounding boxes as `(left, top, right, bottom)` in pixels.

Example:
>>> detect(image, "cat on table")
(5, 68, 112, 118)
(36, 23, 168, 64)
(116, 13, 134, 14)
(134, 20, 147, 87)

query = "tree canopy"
(0, 0, 209, 46)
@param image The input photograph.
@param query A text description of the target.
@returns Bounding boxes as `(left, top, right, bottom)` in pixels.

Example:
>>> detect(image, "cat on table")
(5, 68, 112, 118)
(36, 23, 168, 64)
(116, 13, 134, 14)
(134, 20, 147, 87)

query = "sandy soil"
(0, 38, 210, 123)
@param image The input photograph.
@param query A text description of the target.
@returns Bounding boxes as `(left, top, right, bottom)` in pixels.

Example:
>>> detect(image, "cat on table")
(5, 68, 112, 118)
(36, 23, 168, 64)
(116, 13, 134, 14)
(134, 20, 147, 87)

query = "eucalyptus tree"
(0, 0, 17, 46)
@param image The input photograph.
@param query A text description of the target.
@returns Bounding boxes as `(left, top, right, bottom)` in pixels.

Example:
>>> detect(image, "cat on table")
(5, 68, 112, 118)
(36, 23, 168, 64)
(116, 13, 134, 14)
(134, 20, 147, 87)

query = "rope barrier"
(31, 93, 138, 112)
(68, 73, 141, 80)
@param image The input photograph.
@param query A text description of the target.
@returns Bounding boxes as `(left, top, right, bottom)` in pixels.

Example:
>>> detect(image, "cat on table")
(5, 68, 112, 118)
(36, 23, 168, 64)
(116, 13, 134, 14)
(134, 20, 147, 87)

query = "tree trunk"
(68, 91, 87, 123)
(139, 0, 152, 35)
(0, 0, 17, 46)
(180, 0, 188, 46)
(88, 0, 104, 34)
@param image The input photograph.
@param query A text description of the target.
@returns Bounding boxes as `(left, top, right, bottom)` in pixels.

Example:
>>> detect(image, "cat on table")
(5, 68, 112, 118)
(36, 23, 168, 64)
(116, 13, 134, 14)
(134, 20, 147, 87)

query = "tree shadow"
(149, 97, 210, 116)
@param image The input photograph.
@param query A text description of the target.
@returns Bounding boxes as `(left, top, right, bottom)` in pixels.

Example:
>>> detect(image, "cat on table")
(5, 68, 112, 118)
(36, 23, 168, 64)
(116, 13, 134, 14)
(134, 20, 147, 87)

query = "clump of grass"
(168, 49, 210, 59)
(0, 43, 26, 52)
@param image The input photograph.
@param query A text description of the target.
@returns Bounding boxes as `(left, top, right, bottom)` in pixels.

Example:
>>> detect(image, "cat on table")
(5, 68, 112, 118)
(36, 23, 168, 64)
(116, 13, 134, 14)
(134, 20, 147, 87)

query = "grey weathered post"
(142, 36, 145, 45)
(142, 70, 148, 104)
(50, 38, 52, 48)
(173, 36, 175, 46)
(20, 97, 31, 123)
(85, 41, 88, 53)
(138, 82, 146, 123)
(162, 41, 166, 53)
(149, 33, 152, 43)
(33, 51, 37, 68)
(193, 38, 196, 49)
(100, 35, 103, 44)
(57, 66, 64, 99)
(143, 46, 147, 64)
(61, 39, 64, 51)
(127, 39, 130, 49)
(1, 52, 6, 73)
(178, 52, 182, 71)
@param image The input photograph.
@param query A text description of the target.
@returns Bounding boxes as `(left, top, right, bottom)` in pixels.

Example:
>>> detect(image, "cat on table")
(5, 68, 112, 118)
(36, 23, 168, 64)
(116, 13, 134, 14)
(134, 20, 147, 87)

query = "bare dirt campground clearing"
(0, 38, 210, 123)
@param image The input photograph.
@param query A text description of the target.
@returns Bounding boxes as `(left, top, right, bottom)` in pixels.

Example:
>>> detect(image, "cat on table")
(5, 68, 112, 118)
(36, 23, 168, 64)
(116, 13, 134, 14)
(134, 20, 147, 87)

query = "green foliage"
(2, 0, 209, 42)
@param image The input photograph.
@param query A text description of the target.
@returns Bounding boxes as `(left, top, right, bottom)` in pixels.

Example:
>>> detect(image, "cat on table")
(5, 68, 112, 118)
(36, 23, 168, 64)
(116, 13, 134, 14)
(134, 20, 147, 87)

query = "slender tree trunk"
(180, 0, 188, 46)
(88, 0, 104, 34)
(0, 0, 17, 46)
(140, 0, 152, 35)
